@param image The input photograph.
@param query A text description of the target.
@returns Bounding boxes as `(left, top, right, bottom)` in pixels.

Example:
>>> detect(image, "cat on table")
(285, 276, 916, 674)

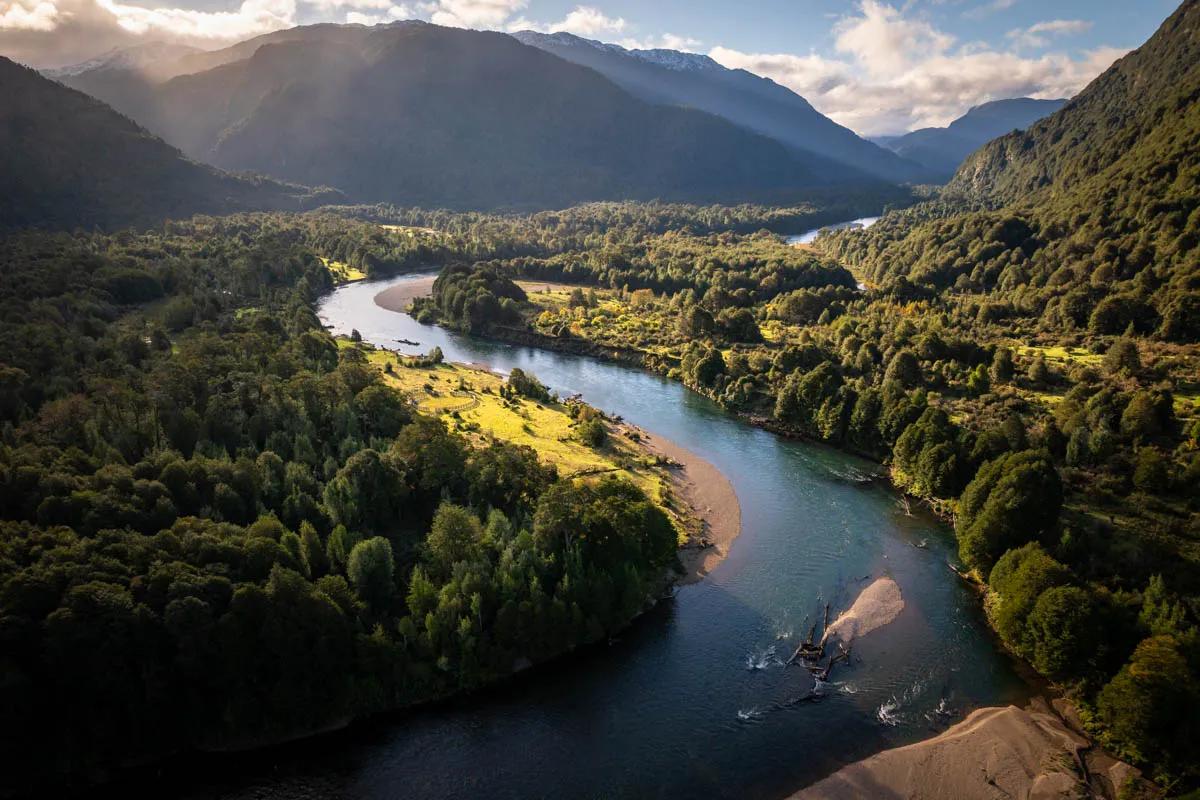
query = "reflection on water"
(141, 274, 1025, 800)
(786, 216, 881, 246)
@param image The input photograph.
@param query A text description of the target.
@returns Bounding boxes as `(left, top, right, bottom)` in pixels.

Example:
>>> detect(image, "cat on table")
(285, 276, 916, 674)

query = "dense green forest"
(0, 218, 677, 792)
(400, 190, 1199, 785)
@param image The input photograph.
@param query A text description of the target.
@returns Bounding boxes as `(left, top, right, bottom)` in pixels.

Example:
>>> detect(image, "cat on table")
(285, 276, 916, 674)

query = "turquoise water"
(159, 271, 1025, 800)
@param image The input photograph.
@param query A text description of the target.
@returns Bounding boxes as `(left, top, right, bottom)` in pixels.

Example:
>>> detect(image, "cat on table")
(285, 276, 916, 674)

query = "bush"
(957, 450, 1063, 573)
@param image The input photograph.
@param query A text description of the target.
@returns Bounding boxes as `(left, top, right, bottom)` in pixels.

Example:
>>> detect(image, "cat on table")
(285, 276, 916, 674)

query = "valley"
(0, 1, 1196, 798)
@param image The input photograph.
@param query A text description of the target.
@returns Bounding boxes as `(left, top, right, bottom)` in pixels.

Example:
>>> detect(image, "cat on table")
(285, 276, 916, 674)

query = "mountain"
(45, 41, 203, 81)
(0, 58, 337, 230)
(66, 22, 895, 210)
(510, 31, 929, 185)
(876, 98, 1066, 180)
(950, 1, 1198, 204)
(821, 0, 1199, 341)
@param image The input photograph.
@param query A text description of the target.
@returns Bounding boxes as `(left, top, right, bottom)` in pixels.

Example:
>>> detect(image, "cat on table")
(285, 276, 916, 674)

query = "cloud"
(426, 0, 524, 28)
(709, 2, 1122, 135)
(0, 0, 61, 30)
(94, 0, 295, 40)
(619, 32, 701, 51)
(964, 0, 1016, 20)
(833, 0, 952, 77)
(1006, 18, 1092, 49)
(544, 6, 625, 36)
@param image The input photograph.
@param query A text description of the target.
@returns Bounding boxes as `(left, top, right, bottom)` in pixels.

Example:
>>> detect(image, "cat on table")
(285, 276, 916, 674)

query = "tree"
(1102, 337, 1141, 377)
(1025, 585, 1103, 680)
(355, 385, 412, 441)
(884, 349, 921, 387)
(1132, 448, 1169, 493)
(323, 449, 407, 532)
(987, 543, 1071, 653)
(1097, 636, 1198, 767)
(1027, 353, 1050, 386)
(578, 418, 607, 449)
(957, 450, 1063, 573)
(347, 537, 395, 608)
(990, 348, 1014, 383)
(1120, 390, 1171, 440)
(427, 502, 483, 574)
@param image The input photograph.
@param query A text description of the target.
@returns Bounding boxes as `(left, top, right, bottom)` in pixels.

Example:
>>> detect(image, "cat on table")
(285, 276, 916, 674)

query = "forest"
(400, 199, 1199, 787)
(0, 217, 677, 792)
(0, 193, 1195, 789)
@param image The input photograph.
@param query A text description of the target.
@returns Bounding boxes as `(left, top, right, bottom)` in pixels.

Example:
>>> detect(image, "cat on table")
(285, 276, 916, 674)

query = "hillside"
(949, 1, 1199, 203)
(0, 58, 337, 230)
(512, 30, 929, 185)
(820, 0, 1199, 343)
(876, 98, 1066, 180)
(54, 23, 910, 209)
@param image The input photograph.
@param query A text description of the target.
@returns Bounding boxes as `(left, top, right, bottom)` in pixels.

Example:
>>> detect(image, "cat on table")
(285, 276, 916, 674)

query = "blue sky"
(0, 0, 1181, 133)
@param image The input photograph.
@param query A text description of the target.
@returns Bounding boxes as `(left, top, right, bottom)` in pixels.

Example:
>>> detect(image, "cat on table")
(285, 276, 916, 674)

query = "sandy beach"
(792, 703, 1090, 800)
(374, 275, 437, 313)
(636, 431, 742, 584)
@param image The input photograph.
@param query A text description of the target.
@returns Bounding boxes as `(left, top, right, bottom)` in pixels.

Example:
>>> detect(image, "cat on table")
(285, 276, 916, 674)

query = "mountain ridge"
(56, 23, 903, 210)
(874, 98, 1067, 180)
(511, 29, 931, 184)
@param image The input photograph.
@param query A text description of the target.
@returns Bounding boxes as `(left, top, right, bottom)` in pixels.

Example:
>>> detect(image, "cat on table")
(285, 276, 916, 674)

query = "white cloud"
(310, 0, 395, 10)
(427, 0, 524, 28)
(619, 32, 701, 51)
(833, 0, 952, 77)
(94, 0, 295, 40)
(1006, 18, 1092, 49)
(964, 0, 1016, 20)
(0, 0, 61, 30)
(507, 5, 627, 37)
(547, 5, 625, 35)
(709, 2, 1122, 135)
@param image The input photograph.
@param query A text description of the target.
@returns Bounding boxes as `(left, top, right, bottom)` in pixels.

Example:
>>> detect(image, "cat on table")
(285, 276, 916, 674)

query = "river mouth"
(141, 270, 1027, 800)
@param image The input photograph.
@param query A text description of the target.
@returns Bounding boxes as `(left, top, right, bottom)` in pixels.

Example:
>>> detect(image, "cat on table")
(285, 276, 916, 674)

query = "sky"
(0, 0, 1179, 135)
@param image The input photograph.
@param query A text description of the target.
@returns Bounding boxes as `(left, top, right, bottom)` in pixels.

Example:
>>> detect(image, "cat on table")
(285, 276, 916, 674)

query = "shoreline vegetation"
(384, 251, 1180, 796)
(371, 282, 742, 585)
(376, 266, 1152, 796)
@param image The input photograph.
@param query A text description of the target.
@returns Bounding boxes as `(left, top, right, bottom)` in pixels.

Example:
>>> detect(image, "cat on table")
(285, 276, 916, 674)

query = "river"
(785, 215, 880, 246)
(145, 225, 1024, 799)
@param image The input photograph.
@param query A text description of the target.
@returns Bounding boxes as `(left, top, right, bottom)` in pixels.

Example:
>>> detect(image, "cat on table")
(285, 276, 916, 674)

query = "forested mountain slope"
(949, 0, 1200, 204)
(511, 31, 929, 184)
(0, 58, 336, 230)
(821, 0, 1199, 344)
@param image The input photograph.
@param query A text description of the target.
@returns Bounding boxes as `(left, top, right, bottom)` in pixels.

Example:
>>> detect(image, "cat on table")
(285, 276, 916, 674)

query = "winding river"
(152, 222, 1025, 800)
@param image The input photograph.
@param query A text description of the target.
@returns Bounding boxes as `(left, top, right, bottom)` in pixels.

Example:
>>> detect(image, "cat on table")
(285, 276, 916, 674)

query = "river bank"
(370, 273, 1145, 800)
(374, 282, 742, 585)
(792, 698, 1150, 800)
(632, 425, 741, 584)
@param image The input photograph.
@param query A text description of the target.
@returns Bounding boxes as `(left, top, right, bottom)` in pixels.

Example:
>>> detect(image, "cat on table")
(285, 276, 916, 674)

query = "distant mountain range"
(0, 57, 337, 230)
(872, 98, 1067, 180)
(43, 22, 925, 211)
(511, 30, 929, 185)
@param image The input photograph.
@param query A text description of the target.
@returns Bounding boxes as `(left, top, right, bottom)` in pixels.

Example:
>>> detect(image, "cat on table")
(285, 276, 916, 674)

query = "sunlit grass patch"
(1016, 344, 1102, 367)
(320, 256, 367, 284)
